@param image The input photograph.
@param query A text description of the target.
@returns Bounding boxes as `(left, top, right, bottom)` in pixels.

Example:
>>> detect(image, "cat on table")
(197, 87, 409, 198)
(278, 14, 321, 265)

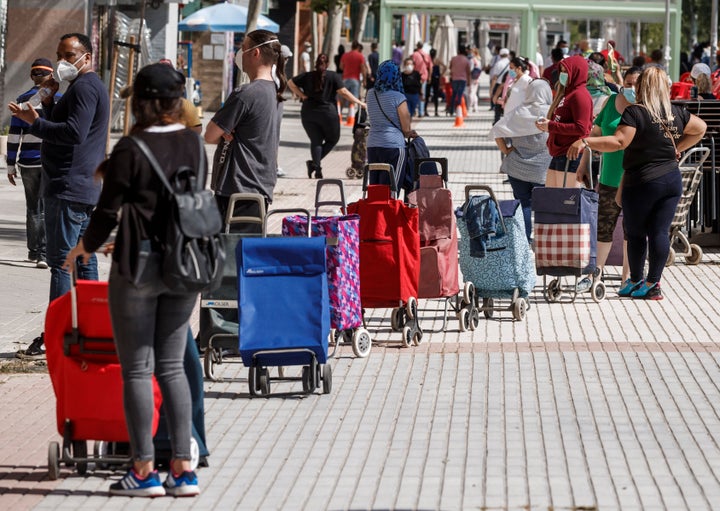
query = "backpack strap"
(130, 133, 206, 193)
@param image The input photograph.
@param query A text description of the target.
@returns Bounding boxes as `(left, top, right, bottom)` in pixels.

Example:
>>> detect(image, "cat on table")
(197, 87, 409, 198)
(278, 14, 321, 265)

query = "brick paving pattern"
(1, 81, 720, 510)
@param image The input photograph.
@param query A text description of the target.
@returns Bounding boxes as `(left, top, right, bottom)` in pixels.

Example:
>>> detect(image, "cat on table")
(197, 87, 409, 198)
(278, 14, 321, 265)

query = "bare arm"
(567, 124, 636, 159)
(676, 114, 707, 152)
(397, 101, 417, 139)
(337, 87, 366, 108)
(204, 120, 227, 144)
(287, 79, 307, 101)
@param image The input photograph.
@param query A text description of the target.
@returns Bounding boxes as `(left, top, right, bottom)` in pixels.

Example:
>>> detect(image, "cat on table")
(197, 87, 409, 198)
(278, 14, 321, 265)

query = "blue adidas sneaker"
(109, 469, 165, 497)
(164, 470, 200, 497)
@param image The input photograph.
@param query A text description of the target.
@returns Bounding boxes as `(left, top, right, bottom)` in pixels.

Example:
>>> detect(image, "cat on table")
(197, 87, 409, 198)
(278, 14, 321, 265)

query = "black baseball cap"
(133, 63, 185, 99)
(31, 58, 53, 76)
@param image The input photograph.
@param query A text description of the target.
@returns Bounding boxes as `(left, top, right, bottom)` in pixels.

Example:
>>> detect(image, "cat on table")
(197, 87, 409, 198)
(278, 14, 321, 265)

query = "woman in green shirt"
(576, 67, 641, 281)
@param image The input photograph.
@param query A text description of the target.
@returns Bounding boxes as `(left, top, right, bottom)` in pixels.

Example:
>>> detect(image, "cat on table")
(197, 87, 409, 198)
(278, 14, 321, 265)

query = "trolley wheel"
(190, 437, 200, 471)
(462, 281, 475, 305)
(405, 297, 417, 320)
(666, 247, 676, 267)
(73, 441, 88, 475)
(458, 309, 469, 332)
(401, 326, 413, 348)
(390, 307, 405, 331)
(258, 367, 270, 396)
(302, 366, 312, 393)
(412, 330, 424, 346)
(248, 366, 257, 396)
(352, 328, 372, 358)
(591, 281, 606, 303)
(322, 364, 332, 394)
(469, 307, 480, 330)
(204, 348, 220, 382)
(686, 244, 703, 265)
(48, 442, 60, 481)
(482, 297, 494, 319)
(545, 279, 561, 303)
(512, 299, 527, 321)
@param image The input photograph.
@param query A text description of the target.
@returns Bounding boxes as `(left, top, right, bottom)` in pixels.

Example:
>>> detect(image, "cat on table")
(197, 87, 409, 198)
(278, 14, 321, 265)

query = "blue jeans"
(507, 176, 544, 242)
(342, 78, 360, 109)
(44, 196, 97, 302)
(418, 82, 427, 116)
(450, 80, 466, 112)
(18, 164, 46, 261)
(109, 256, 196, 462)
(405, 93, 420, 117)
(622, 171, 682, 283)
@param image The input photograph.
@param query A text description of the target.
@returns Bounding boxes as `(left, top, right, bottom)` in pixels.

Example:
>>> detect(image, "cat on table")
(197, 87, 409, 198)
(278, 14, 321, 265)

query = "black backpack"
(131, 135, 225, 293)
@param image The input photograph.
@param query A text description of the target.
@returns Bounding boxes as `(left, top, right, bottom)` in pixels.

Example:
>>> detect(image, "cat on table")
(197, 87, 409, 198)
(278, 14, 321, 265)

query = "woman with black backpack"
(63, 63, 204, 498)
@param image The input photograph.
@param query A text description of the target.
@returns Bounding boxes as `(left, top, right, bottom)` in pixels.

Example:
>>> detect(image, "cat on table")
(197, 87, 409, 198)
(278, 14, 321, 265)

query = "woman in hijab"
(287, 54, 365, 179)
(490, 77, 553, 242)
(366, 60, 417, 189)
(587, 60, 613, 117)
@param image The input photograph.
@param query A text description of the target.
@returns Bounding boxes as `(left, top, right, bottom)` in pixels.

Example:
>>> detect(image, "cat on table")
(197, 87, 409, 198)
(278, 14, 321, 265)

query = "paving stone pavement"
(1, 80, 720, 510)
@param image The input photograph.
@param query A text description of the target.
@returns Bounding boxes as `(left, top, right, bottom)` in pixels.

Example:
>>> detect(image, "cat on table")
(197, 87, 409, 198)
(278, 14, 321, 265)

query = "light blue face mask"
(622, 87, 636, 103)
(559, 71, 568, 87)
(508, 69, 517, 79)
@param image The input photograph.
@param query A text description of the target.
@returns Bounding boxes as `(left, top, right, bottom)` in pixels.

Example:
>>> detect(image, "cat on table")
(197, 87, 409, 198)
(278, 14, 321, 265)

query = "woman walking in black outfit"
(288, 54, 365, 178)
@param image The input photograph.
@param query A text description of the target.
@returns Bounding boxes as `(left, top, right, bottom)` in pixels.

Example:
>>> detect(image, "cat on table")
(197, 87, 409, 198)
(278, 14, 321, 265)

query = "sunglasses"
(31, 71, 50, 77)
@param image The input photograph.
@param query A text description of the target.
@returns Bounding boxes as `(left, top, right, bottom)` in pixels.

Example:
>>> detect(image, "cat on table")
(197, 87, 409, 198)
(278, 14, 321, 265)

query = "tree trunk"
(352, 0, 371, 42)
(323, 0, 344, 71)
(245, 0, 262, 34)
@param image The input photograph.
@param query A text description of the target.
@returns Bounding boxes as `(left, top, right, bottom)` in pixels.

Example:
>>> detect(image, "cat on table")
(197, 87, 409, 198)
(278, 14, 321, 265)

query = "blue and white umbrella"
(178, 2, 279, 33)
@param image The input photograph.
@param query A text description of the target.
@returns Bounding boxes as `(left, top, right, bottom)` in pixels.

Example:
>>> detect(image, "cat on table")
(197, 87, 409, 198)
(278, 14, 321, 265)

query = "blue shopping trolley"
(237, 209, 332, 396)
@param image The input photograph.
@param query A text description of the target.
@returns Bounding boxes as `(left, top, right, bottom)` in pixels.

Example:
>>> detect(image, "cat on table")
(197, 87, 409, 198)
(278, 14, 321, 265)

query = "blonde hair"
(636, 66, 673, 124)
(696, 72, 712, 95)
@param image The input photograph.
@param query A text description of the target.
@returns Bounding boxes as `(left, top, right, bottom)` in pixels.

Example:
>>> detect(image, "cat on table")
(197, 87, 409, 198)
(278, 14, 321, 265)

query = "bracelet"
(582, 138, 590, 148)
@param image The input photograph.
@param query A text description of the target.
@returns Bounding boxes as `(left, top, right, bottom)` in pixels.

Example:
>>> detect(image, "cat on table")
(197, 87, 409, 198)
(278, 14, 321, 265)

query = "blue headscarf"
(375, 60, 404, 93)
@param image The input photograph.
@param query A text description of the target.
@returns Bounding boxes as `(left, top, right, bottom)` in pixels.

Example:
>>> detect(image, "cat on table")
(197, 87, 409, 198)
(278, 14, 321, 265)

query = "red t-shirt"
(340, 50, 365, 80)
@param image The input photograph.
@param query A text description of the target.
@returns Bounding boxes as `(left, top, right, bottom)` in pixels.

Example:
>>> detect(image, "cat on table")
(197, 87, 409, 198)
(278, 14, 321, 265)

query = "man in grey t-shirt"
(205, 30, 285, 231)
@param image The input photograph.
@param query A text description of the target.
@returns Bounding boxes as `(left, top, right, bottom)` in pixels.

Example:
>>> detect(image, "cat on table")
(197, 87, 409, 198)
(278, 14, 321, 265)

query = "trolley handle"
(463, 185, 508, 235)
(264, 208, 311, 238)
(678, 146, 710, 168)
(314, 178, 347, 216)
(362, 163, 398, 198)
(414, 157, 449, 185)
(225, 193, 266, 234)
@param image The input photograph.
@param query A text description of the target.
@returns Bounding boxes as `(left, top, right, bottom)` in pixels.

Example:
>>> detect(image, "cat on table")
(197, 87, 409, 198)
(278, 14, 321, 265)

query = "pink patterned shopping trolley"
(282, 179, 371, 357)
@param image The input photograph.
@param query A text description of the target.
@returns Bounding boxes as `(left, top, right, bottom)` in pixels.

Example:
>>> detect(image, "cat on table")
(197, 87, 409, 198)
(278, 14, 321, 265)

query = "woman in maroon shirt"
(536, 55, 593, 188)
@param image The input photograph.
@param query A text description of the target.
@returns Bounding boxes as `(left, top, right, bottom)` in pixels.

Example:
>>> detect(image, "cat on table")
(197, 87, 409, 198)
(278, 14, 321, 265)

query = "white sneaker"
(36, 260, 49, 269)
(276, 167, 286, 177)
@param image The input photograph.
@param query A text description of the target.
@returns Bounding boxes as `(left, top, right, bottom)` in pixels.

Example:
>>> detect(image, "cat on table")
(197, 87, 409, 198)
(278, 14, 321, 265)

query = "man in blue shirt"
(9, 33, 109, 358)
(6, 58, 61, 270)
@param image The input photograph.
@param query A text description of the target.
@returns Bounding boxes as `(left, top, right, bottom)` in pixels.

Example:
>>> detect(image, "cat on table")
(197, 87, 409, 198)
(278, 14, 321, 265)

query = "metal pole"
(664, 0, 671, 65)
(711, 0, 718, 59)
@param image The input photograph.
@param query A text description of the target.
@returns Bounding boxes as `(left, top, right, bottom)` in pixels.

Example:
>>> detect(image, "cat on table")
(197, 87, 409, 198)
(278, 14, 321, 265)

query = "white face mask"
(56, 53, 88, 82)
(234, 39, 280, 72)
(405, 64, 414, 72)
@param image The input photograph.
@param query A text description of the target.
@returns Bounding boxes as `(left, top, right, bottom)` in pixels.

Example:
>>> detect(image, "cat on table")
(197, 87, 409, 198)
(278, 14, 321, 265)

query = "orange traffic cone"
(345, 117, 355, 127)
(461, 97, 468, 118)
(453, 106, 464, 127)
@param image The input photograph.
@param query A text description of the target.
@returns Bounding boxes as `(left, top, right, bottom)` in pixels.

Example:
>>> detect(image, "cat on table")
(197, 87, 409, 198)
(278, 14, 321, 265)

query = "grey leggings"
(109, 256, 197, 462)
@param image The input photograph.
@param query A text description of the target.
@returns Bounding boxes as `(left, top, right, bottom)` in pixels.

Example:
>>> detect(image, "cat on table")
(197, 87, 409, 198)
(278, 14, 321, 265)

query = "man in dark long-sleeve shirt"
(9, 33, 109, 358)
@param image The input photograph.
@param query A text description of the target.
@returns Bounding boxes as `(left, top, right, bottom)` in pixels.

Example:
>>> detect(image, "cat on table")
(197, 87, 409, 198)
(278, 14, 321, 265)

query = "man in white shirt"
(300, 41, 312, 73)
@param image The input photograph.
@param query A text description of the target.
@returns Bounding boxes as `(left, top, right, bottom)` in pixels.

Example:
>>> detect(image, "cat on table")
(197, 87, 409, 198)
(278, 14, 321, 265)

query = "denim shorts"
(549, 154, 581, 173)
